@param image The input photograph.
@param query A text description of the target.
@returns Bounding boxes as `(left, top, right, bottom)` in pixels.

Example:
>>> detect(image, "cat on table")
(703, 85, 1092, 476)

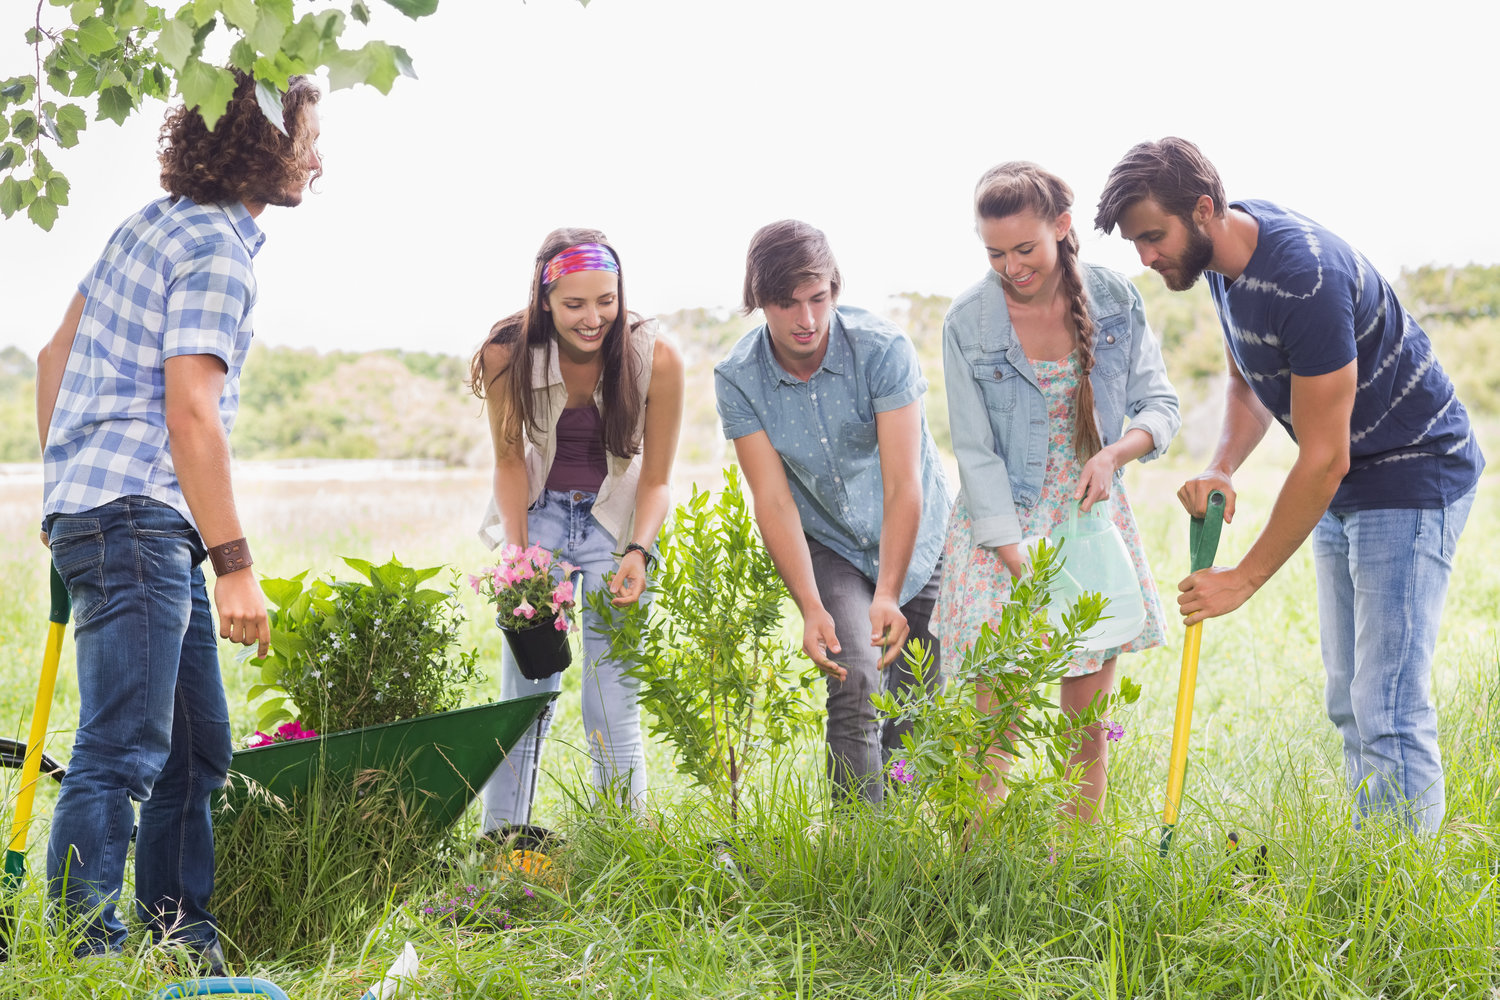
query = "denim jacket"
(942, 263, 1179, 548)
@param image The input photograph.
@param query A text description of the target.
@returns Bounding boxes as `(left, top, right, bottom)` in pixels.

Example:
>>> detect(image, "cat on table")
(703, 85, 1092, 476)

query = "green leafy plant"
(871, 539, 1140, 846)
(250, 555, 482, 735)
(590, 466, 821, 824)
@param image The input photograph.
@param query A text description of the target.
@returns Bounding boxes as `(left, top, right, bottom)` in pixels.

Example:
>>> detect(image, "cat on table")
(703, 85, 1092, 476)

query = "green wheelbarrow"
(221, 692, 557, 830)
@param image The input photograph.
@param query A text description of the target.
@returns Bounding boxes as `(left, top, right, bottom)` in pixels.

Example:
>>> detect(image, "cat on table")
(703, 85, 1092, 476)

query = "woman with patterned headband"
(468, 228, 685, 840)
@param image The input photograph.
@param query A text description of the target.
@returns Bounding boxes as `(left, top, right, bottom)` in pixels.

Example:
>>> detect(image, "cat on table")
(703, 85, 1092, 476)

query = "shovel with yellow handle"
(1159, 489, 1226, 856)
(1, 562, 70, 958)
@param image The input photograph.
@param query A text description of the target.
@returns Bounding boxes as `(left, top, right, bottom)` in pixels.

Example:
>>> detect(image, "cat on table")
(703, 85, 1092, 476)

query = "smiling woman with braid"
(935, 162, 1180, 824)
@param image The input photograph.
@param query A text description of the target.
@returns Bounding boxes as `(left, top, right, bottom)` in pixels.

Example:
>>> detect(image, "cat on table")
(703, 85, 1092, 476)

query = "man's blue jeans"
(1312, 484, 1476, 833)
(44, 496, 233, 956)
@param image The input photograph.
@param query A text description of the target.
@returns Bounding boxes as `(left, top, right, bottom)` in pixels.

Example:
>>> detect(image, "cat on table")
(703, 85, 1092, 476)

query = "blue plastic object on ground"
(154, 977, 290, 999)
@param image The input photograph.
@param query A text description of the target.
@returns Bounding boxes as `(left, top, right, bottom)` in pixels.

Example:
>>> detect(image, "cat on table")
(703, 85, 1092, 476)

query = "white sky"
(2, 0, 1496, 360)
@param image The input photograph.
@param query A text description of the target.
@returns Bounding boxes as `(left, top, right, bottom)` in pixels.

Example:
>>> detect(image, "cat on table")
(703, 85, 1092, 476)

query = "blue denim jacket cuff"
(969, 511, 1023, 550)
(1127, 412, 1175, 462)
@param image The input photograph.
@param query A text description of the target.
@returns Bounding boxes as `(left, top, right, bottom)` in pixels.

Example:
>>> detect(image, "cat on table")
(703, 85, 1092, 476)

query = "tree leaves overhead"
(95, 85, 133, 125)
(381, 0, 438, 19)
(4, 0, 605, 228)
(254, 77, 287, 135)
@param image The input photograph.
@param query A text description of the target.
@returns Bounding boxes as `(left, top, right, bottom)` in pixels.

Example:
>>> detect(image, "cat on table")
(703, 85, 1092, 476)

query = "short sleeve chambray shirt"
(714, 305, 951, 604)
(42, 196, 265, 530)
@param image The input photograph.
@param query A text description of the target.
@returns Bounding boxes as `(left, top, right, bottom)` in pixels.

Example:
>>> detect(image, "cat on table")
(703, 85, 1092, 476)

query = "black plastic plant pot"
(498, 615, 572, 680)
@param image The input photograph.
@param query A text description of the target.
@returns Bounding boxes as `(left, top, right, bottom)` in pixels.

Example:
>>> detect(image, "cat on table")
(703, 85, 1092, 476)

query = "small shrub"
(873, 539, 1139, 846)
(591, 466, 821, 824)
(250, 556, 483, 735)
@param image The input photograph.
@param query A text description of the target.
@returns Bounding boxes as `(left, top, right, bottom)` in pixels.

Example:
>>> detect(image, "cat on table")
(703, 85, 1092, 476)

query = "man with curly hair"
(34, 70, 322, 968)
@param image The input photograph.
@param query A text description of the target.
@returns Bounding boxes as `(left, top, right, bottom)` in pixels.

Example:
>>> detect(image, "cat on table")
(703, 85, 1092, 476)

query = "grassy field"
(0, 442, 1497, 998)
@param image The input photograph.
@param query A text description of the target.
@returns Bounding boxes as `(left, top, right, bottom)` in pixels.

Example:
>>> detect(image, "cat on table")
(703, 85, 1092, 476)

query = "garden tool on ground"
(0, 562, 70, 959)
(154, 978, 291, 999)
(1159, 490, 1226, 856)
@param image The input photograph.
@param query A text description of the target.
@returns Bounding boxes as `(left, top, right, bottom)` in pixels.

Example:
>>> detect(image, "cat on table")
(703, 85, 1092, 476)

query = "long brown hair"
(468, 228, 645, 458)
(975, 161, 1102, 461)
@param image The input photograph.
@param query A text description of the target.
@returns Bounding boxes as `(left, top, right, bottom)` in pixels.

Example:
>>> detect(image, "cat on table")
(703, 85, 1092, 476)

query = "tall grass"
(0, 451, 1497, 997)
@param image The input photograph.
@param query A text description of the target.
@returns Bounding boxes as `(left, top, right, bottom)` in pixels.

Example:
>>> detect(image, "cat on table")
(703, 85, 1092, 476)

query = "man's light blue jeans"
(44, 496, 233, 956)
(479, 489, 648, 829)
(1312, 484, 1476, 833)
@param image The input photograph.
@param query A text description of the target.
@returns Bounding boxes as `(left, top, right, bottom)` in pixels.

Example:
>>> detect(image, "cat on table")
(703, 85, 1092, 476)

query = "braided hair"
(974, 161, 1102, 461)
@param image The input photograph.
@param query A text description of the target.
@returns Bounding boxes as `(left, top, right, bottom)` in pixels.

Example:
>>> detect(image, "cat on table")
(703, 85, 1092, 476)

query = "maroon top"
(545, 405, 608, 493)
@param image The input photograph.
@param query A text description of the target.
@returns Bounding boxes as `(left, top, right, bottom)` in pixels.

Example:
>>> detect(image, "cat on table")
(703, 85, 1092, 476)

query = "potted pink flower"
(471, 544, 579, 679)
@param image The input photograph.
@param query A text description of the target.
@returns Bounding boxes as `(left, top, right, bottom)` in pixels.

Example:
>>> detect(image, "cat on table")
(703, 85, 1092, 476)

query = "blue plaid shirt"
(714, 306, 951, 605)
(43, 196, 265, 530)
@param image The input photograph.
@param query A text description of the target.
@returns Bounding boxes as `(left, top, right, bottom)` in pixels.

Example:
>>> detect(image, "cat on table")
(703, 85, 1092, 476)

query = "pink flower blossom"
(1102, 720, 1125, 742)
(553, 615, 570, 632)
(551, 580, 575, 606)
(467, 573, 484, 595)
(246, 731, 273, 748)
(514, 599, 536, 620)
(274, 719, 319, 742)
(532, 549, 553, 571)
(560, 560, 580, 576)
(512, 561, 535, 581)
(889, 759, 915, 785)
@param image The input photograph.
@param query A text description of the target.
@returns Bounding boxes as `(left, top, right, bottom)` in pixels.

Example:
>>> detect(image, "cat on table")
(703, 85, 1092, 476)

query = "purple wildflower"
(1103, 720, 1125, 742)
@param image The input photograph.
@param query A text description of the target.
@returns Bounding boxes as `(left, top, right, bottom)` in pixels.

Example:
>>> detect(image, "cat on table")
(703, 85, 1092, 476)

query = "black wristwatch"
(622, 542, 657, 570)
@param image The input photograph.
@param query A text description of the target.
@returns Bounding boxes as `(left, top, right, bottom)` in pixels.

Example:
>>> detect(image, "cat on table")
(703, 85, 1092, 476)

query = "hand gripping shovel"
(1159, 490, 1226, 856)
(0, 562, 70, 959)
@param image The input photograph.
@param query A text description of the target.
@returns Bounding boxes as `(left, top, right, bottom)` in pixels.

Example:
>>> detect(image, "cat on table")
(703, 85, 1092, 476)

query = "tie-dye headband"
(542, 243, 620, 286)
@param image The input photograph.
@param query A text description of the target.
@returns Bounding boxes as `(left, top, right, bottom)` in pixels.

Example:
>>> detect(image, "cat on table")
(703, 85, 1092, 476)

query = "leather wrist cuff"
(209, 537, 253, 576)
(623, 542, 656, 570)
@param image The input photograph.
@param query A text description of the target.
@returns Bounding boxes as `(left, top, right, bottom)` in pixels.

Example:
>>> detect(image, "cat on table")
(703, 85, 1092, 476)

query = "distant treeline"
(2, 264, 1496, 466)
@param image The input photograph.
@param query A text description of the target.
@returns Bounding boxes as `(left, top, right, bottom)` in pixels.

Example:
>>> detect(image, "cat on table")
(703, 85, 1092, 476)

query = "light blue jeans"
(479, 489, 648, 830)
(1312, 484, 1476, 833)
(44, 496, 233, 956)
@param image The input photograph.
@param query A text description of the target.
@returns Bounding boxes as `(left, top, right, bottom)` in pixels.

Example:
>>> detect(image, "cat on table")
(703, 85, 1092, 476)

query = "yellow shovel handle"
(7, 620, 66, 855)
(1162, 620, 1203, 827)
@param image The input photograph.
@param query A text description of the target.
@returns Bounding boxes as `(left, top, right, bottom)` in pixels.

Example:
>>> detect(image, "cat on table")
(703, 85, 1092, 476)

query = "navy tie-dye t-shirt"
(1207, 199, 1482, 511)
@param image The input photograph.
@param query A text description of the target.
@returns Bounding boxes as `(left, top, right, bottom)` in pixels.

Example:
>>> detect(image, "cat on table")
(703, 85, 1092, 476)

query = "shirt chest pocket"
(971, 355, 1024, 413)
(840, 417, 878, 452)
(1092, 318, 1128, 382)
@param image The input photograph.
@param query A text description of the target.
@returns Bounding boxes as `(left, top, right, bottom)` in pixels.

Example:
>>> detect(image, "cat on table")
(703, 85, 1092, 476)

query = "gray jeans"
(807, 536, 942, 804)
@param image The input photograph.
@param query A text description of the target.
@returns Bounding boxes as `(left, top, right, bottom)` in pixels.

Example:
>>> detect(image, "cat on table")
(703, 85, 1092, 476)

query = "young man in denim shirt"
(34, 72, 323, 966)
(1096, 137, 1483, 833)
(714, 220, 951, 804)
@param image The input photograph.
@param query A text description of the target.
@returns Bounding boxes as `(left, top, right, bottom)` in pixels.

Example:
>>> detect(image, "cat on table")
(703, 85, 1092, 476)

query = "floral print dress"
(935, 352, 1168, 677)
